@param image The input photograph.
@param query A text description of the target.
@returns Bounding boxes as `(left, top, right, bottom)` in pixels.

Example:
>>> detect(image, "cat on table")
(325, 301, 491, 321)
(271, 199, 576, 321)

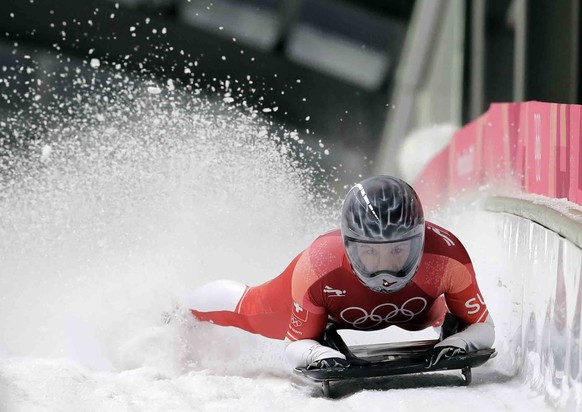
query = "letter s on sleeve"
(465, 293, 485, 315)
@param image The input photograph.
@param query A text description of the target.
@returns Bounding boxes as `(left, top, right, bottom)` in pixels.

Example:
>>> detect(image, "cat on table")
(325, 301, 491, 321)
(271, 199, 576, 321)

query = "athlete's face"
(355, 241, 412, 274)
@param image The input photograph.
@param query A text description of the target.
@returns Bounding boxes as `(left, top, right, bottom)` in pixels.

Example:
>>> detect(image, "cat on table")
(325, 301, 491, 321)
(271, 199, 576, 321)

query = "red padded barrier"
(570, 105, 582, 204)
(523, 102, 553, 196)
(448, 114, 485, 194)
(414, 148, 449, 210)
(482, 103, 521, 182)
(414, 101, 582, 208)
(556, 104, 570, 199)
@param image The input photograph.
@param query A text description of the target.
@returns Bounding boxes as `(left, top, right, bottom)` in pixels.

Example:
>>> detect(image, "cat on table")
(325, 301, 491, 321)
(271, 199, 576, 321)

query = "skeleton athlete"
(187, 176, 495, 369)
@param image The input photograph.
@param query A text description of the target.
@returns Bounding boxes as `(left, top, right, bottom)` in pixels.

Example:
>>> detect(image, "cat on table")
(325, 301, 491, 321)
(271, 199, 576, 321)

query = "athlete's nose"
(379, 255, 401, 271)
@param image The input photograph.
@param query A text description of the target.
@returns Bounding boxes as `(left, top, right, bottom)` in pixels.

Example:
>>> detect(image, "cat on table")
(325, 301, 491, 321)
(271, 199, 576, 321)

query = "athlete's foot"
(161, 304, 185, 325)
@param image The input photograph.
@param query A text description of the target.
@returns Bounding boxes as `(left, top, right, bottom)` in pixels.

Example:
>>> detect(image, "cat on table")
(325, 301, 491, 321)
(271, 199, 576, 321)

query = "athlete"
(187, 176, 495, 370)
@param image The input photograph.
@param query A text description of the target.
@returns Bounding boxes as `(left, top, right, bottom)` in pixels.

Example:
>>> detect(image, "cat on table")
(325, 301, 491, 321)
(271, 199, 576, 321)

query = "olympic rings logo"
(339, 297, 428, 329)
(291, 316, 302, 327)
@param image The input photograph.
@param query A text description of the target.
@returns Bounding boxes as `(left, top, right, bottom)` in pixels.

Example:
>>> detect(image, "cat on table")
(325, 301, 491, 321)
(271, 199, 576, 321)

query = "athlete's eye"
(362, 246, 377, 256)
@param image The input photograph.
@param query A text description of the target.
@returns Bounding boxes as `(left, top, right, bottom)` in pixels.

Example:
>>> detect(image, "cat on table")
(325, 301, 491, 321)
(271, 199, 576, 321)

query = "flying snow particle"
(147, 86, 162, 95)
(40, 145, 52, 163)
(90, 58, 100, 68)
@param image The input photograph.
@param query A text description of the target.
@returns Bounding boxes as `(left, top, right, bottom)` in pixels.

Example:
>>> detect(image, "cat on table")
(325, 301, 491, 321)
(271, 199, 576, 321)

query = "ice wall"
(486, 196, 582, 411)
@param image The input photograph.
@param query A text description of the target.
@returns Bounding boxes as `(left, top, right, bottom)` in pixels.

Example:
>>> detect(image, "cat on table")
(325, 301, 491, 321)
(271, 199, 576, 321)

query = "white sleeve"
(436, 314, 495, 351)
(284, 338, 346, 368)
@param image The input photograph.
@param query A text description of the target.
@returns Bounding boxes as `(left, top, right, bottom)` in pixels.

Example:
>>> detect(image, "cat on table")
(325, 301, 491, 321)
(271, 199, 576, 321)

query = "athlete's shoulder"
(424, 221, 471, 264)
(305, 229, 345, 274)
(291, 229, 346, 307)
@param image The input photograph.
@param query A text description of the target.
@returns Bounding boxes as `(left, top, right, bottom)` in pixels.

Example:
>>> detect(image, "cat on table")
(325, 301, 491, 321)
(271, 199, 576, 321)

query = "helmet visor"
(345, 236, 423, 289)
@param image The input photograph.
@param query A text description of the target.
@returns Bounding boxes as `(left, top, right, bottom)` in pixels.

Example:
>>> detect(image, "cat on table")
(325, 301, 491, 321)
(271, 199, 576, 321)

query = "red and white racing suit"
(189, 221, 495, 368)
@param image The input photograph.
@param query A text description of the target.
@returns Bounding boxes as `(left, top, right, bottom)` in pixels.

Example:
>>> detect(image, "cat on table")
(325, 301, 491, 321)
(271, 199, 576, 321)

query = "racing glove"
(306, 357, 350, 370)
(424, 346, 466, 368)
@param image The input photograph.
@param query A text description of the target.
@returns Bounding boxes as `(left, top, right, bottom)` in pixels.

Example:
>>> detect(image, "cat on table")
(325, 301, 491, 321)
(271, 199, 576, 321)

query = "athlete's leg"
(187, 260, 296, 340)
(233, 271, 294, 339)
(186, 280, 248, 314)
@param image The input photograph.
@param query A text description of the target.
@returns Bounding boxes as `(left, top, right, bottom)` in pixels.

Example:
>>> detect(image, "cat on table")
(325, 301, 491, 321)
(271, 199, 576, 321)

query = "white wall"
(375, 0, 464, 177)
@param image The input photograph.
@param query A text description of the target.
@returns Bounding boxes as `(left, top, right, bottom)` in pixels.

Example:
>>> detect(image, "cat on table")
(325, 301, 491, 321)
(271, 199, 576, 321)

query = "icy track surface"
(0, 81, 551, 411)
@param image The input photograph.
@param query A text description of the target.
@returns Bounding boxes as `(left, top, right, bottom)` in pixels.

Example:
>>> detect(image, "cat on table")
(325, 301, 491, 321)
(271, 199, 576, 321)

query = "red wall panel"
(414, 148, 449, 211)
(570, 105, 582, 204)
(523, 102, 553, 196)
(414, 101, 582, 208)
(448, 114, 485, 194)
(482, 103, 521, 182)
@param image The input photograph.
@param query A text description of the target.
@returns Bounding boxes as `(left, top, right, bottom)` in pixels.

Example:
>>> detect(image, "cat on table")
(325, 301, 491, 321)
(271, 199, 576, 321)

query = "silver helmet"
(340, 176, 425, 293)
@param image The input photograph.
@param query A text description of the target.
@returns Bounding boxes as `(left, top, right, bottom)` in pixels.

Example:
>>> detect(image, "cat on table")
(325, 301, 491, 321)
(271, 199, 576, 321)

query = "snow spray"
(0, 62, 337, 374)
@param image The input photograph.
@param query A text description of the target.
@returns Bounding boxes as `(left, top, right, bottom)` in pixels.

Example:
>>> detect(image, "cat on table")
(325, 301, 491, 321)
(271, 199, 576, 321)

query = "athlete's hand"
(306, 357, 350, 370)
(424, 346, 466, 368)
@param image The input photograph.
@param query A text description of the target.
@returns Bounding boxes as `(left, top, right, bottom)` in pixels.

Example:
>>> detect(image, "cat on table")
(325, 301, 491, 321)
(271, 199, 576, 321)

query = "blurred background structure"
(0, 0, 580, 184)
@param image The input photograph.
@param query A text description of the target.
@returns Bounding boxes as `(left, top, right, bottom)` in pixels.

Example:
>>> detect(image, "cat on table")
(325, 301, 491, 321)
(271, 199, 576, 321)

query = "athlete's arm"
(283, 243, 347, 368)
(285, 236, 356, 367)
(436, 314, 495, 352)
(283, 300, 346, 368)
(423, 224, 495, 352)
(439, 260, 495, 351)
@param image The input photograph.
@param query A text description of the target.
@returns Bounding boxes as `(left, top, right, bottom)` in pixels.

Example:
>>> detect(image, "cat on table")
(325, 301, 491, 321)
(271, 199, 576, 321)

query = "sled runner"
(293, 320, 496, 397)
